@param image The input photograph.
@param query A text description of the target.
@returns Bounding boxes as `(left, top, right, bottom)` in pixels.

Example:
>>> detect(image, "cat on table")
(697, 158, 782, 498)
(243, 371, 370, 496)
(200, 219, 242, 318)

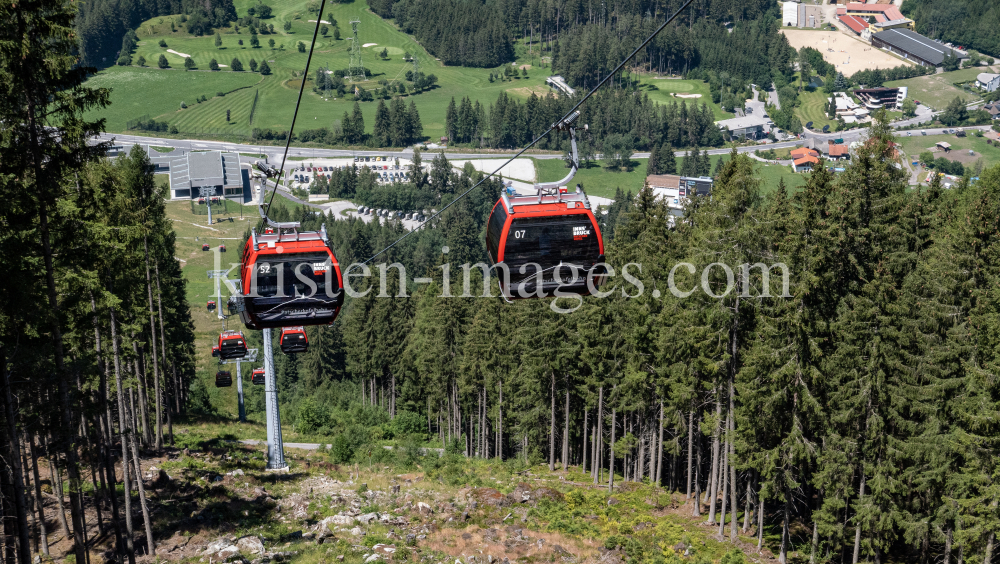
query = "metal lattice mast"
(348, 20, 366, 82)
(262, 328, 287, 469)
(236, 359, 246, 422)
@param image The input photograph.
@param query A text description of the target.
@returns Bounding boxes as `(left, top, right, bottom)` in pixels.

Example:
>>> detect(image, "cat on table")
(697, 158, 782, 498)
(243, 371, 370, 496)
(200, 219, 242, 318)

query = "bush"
(159, 39, 167, 48)
(392, 410, 425, 437)
(297, 41, 306, 53)
(330, 434, 353, 463)
(180, 101, 187, 109)
(184, 57, 195, 70)
(158, 54, 169, 68)
(209, 58, 219, 71)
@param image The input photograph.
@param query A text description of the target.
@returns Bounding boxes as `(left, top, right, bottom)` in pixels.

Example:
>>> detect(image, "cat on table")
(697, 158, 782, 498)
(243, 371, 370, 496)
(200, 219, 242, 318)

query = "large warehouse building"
(870, 29, 965, 67)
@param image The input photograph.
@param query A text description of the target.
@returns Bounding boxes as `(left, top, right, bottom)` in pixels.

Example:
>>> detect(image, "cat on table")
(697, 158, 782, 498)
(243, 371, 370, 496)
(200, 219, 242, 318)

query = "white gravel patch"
(451, 158, 535, 182)
(308, 19, 332, 24)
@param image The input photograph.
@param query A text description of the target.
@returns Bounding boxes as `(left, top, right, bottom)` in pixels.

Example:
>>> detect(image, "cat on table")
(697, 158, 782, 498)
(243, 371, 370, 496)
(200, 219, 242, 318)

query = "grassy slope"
(796, 87, 837, 132)
(884, 66, 998, 111)
(896, 133, 1000, 168)
(533, 154, 806, 199)
(87, 0, 555, 140)
(85, 0, 732, 142)
(636, 78, 733, 121)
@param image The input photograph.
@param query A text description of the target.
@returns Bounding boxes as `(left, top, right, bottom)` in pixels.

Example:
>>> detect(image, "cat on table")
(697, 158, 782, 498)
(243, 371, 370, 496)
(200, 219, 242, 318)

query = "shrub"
(392, 411, 425, 437)
(159, 39, 167, 48)
(183, 57, 195, 70)
(158, 54, 169, 68)
(180, 101, 187, 109)
(209, 58, 219, 71)
(136, 55, 146, 67)
(297, 41, 306, 53)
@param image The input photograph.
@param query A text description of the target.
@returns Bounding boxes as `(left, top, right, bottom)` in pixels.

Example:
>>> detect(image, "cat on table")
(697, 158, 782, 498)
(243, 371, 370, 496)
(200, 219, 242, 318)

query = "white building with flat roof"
(977, 73, 1000, 93)
(167, 151, 245, 200)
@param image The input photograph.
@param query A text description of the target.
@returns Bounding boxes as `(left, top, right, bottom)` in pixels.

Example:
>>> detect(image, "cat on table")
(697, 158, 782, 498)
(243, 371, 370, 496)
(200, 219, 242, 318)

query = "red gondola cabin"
(215, 371, 232, 387)
(251, 368, 265, 385)
(211, 345, 220, 357)
(217, 330, 248, 360)
(219, 244, 226, 252)
(207, 300, 216, 311)
(279, 326, 308, 353)
(202, 244, 210, 251)
(231, 224, 344, 329)
(486, 187, 606, 299)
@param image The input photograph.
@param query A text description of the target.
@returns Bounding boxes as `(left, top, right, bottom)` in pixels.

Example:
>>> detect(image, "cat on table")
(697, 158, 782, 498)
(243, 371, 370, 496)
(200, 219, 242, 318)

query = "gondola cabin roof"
(497, 189, 593, 215)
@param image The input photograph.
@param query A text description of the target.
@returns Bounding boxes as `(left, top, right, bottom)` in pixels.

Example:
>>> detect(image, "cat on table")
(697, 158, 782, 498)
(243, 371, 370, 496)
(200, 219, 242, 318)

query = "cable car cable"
(258, 0, 329, 231)
(352, 0, 695, 269)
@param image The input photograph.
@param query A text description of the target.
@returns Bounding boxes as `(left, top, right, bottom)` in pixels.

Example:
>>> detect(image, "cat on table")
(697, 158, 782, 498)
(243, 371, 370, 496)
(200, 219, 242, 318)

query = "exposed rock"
(364, 555, 379, 563)
(236, 536, 265, 555)
(320, 515, 355, 532)
(203, 539, 233, 555)
(405, 534, 416, 546)
(372, 544, 396, 555)
(482, 529, 500, 543)
(357, 512, 379, 524)
(471, 488, 508, 507)
(532, 487, 564, 503)
(217, 546, 240, 560)
(349, 527, 363, 536)
(417, 502, 433, 515)
(228, 469, 245, 477)
(606, 497, 619, 506)
(552, 545, 570, 556)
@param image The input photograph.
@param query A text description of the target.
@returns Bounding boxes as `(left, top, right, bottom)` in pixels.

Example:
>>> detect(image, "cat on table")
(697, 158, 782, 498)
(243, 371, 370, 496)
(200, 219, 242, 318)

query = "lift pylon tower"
(347, 19, 366, 82)
(262, 328, 287, 470)
(199, 187, 216, 225)
(219, 349, 257, 422)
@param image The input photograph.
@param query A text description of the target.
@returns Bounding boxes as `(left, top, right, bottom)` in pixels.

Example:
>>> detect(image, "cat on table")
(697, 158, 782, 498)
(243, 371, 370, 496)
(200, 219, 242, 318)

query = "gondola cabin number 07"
(486, 186, 606, 299)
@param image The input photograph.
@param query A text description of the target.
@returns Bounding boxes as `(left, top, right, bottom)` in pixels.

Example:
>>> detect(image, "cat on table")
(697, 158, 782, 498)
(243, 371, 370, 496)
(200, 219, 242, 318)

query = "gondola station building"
(153, 150, 246, 200)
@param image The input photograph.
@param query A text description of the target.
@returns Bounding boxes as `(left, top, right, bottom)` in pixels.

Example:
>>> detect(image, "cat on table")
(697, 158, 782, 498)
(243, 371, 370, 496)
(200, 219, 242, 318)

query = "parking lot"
(286, 155, 414, 187)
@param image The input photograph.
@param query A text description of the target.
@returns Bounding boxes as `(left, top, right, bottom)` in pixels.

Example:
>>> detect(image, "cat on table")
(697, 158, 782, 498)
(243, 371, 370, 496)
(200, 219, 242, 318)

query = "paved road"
(99, 131, 806, 163)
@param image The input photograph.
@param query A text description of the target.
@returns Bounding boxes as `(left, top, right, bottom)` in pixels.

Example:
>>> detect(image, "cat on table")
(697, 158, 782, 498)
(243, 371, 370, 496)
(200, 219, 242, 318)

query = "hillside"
(83, 0, 555, 140)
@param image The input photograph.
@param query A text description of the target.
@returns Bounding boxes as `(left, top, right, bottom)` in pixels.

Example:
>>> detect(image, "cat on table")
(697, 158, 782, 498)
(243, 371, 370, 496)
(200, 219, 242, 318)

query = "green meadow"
(85, 0, 557, 141)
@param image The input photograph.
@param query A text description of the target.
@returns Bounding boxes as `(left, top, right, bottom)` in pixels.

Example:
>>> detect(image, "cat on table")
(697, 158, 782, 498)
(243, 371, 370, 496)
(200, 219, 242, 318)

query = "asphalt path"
(95, 131, 805, 163)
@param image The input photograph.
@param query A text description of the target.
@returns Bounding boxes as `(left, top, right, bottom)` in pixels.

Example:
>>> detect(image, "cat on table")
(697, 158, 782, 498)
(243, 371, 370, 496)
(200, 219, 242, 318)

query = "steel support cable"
(351, 0, 695, 269)
(258, 0, 329, 232)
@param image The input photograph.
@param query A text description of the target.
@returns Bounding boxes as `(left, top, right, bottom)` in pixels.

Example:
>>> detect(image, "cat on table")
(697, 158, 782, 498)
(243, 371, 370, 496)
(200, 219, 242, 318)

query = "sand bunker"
(307, 19, 331, 24)
(672, 93, 703, 98)
(166, 49, 191, 58)
(363, 43, 378, 47)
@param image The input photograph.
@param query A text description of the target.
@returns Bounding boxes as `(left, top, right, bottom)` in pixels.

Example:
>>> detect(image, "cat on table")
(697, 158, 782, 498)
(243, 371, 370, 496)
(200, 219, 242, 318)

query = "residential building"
(715, 114, 771, 140)
(646, 174, 713, 216)
(976, 73, 1000, 93)
(828, 141, 850, 160)
(853, 87, 903, 110)
(837, 12, 869, 36)
(791, 147, 821, 172)
(842, 3, 913, 30)
(167, 150, 246, 200)
(983, 102, 1000, 120)
(870, 29, 965, 67)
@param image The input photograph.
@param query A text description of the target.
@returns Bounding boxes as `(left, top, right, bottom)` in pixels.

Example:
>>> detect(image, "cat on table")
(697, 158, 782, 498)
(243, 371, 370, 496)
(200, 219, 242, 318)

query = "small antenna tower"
(348, 20, 366, 82)
(412, 56, 419, 77)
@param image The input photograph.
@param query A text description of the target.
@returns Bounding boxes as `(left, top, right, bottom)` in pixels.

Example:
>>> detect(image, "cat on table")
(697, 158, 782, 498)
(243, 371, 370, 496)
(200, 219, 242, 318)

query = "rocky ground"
(36, 432, 784, 564)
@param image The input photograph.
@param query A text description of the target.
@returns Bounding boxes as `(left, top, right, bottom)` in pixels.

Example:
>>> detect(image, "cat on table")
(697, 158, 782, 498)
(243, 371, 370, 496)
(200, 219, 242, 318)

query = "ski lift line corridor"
(350, 0, 697, 271)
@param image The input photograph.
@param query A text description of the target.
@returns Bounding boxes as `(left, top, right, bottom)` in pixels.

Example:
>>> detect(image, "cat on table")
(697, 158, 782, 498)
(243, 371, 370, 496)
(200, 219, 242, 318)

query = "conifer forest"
(4, 0, 1000, 563)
